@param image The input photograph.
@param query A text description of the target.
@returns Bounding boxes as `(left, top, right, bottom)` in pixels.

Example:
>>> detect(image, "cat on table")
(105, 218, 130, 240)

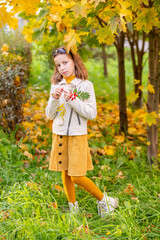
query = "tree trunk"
(126, 28, 146, 108)
(147, 29, 157, 164)
(102, 44, 108, 77)
(115, 32, 128, 133)
(154, 28, 160, 165)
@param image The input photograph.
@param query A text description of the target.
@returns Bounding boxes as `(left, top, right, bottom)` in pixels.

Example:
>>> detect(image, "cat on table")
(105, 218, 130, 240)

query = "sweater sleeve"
(67, 82, 97, 120)
(45, 84, 60, 120)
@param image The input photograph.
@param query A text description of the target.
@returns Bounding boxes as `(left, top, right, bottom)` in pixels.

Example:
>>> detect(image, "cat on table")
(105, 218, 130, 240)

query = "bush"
(0, 27, 31, 132)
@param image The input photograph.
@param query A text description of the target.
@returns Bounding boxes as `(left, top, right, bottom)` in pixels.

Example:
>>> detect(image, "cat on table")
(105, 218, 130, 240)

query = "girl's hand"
(51, 87, 63, 99)
(63, 89, 71, 102)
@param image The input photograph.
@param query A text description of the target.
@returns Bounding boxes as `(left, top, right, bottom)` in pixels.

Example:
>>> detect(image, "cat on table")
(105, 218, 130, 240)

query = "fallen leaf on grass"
(41, 149, 47, 154)
(104, 146, 116, 155)
(90, 148, 96, 156)
(127, 148, 135, 160)
(97, 148, 106, 156)
(54, 185, 63, 192)
(131, 197, 139, 202)
(127, 135, 134, 140)
(115, 171, 125, 179)
(128, 127, 137, 135)
(115, 135, 125, 144)
(84, 213, 93, 218)
(95, 159, 99, 164)
(101, 165, 111, 170)
(31, 173, 36, 178)
(0, 236, 5, 240)
(19, 144, 29, 151)
(92, 176, 97, 180)
(48, 202, 57, 208)
(2, 210, 11, 221)
(24, 162, 30, 169)
(43, 155, 50, 163)
(76, 225, 91, 235)
(41, 165, 48, 170)
(35, 148, 47, 155)
(0, 178, 2, 182)
(135, 146, 142, 151)
(26, 182, 40, 190)
(123, 183, 135, 196)
(24, 151, 33, 160)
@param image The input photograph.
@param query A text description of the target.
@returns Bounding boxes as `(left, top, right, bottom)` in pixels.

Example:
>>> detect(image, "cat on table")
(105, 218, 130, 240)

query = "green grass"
(0, 127, 160, 239)
(1, 45, 160, 239)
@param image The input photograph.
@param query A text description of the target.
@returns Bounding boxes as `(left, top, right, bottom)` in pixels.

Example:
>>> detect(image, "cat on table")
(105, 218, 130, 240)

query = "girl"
(45, 47, 118, 216)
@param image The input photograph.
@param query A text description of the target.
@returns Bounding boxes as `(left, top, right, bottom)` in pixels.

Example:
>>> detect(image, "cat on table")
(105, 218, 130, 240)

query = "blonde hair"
(51, 47, 88, 84)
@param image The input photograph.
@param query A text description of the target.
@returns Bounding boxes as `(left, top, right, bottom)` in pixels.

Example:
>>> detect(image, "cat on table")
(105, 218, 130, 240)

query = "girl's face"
(54, 54, 75, 78)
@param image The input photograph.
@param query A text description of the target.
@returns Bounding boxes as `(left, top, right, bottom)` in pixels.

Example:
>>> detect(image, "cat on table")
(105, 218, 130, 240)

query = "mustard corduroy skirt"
(49, 133, 93, 176)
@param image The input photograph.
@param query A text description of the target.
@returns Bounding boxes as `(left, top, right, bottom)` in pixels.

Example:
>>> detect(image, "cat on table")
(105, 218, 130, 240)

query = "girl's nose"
(60, 65, 65, 71)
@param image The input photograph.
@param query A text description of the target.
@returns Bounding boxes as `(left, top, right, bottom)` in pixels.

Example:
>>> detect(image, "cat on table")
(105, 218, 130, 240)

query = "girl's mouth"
(62, 71, 67, 75)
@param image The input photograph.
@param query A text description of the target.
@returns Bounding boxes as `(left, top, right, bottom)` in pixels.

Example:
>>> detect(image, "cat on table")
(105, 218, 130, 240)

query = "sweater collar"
(58, 77, 83, 87)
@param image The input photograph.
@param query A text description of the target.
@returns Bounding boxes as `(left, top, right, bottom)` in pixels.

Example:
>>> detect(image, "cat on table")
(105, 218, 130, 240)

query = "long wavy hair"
(51, 47, 88, 84)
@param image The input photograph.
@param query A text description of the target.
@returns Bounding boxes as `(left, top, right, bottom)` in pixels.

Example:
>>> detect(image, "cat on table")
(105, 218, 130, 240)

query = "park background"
(0, 1, 160, 239)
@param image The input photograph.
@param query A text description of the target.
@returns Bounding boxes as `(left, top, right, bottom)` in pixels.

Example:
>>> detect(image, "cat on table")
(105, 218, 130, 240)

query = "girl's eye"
(57, 64, 60, 67)
(63, 61, 67, 64)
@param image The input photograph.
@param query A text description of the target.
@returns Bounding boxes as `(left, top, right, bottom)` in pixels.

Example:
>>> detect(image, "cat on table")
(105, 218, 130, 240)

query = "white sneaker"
(68, 201, 79, 214)
(97, 193, 118, 217)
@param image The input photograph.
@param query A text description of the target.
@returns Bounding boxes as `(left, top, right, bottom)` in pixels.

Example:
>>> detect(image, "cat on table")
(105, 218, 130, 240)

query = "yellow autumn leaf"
(64, 30, 81, 53)
(24, 151, 33, 160)
(128, 127, 137, 134)
(147, 83, 155, 94)
(17, 56, 22, 61)
(6, 67, 11, 71)
(147, 141, 151, 146)
(143, 111, 158, 126)
(138, 137, 146, 141)
(1, 43, 9, 52)
(139, 85, 144, 91)
(119, 15, 127, 32)
(97, 147, 106, 155)
(71, 3, 87, 18)
(96, 26, 115, 45)
(89, 0, 105, 7)
(115, 135, 125, 143)
(54, 185, 63, 191)
(8, 0, 40, 16)
(22, 121, 34, 130)
(56, 16, 71, 32)
(19, 144, 29, 151)
(14, 76, 21, 86)
(134, 79, 140, 85)
(127, 91, 139, 102)
(115, 171, 125, 179)
(120, 7, 132, 20)
(104, 145, 116, 155)
(134, 8, 159, 33)
(22, 26, 34, 43)
(0, 6, 18, 30)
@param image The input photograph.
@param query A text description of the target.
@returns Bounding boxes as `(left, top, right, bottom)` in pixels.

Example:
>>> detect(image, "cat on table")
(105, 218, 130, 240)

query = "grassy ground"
(0, 44, 160, 239)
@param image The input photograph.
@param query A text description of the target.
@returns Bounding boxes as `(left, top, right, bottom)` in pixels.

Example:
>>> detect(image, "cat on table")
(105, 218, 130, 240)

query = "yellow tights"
(61, 170, 104, 204)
